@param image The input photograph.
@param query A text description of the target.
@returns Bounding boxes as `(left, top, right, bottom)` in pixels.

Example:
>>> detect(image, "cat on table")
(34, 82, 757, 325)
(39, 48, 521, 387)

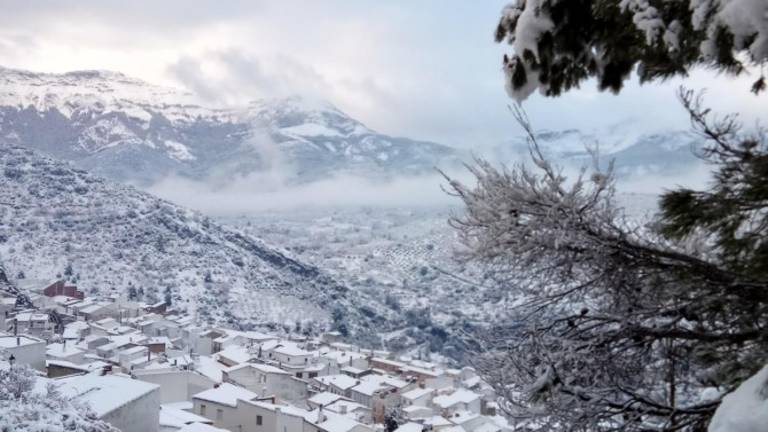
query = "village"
(0, 278, 512, 432)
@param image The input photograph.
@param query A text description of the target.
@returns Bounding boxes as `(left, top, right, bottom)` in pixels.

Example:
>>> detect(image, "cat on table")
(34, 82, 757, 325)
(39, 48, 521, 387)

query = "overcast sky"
(1, 1, 766, 148)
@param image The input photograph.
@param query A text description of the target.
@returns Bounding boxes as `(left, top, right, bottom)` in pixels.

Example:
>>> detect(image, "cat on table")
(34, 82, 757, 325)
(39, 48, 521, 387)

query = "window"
(256, 415, 263, 426)
(309, 372, 318, 378)
(200, 404, 206, 416)
(216, 409, 224, 421)
(296, 372, 302, 378)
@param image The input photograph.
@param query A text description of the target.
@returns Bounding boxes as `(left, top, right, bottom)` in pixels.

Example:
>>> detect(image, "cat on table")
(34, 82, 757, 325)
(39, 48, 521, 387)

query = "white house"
(0, 333, 46, 370)
(134, 368, 216, 403)
(118, 345, 150, 370)
(314, 374, 359, 398)
(401, 386, 435, 407)
(432, 389, 482, 416)
(321, 350, 369, 375)
(46, 341, 86, 364)
(270, 342, 313, 365)
(12, 311, 52, 336)
(57, 373, 161, 432)
(223, 362, 309, 404)
(159, 403, 216, 432)
(192, 383, 261, 431)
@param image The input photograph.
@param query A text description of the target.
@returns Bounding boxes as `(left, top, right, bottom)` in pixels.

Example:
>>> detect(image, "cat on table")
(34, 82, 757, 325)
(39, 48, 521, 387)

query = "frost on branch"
(445, 103, 768, 431)
(495, 0, 768, 100)
(0, 364, 119, 432)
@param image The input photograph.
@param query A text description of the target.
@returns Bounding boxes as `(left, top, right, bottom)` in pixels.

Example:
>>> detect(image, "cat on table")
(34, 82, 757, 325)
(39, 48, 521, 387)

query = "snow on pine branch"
(496, 0, 768, 101)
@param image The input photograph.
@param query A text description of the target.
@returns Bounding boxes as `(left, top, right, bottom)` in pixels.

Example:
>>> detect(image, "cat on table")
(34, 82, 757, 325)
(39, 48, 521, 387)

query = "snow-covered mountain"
(487, 126, 703, 178)
(0, 66, 460, 185)
(0, 143, 390, 341)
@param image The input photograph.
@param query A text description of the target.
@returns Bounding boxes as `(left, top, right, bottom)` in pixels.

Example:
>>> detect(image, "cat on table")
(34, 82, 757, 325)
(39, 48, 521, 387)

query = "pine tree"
(495, 0, 768, 101)
(442, 4, 768, 428)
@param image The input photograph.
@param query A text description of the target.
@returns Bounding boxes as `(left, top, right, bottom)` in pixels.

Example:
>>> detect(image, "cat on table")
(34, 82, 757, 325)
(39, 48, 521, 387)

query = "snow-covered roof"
(14, 312, 49, 322)
(192, 383, 258, 407)
(46, 342, 84, 358)
(324, 350, 367, 362)
(66, 320, 90, 331)
(402, 386, 434, 401)
(421, 416, 453, 427)
(351, 374, 409, 396)
(46, 360, 90, 372)
(316, 374, 358, 391)
(448, 410, 480, 425)
(310, 409, 369, 432)
(433, 389, 480, 409)
(216, 345, 252, 364)
(195, 356, 226, 383)
(472, 422, 502, 432)
(340, 366, 366, 375)
(178, 423, 229, 432)
(403, 405, 432, 415)
(94, 317, 119, 328)
(308, 391, 345, 407)
(57, 374, 159, 417)
(225, 362, 288, 375)
(272, 343, 312, 357)
(394, 423, 425, 432)
(325, 399, 368, 415)
(0, 334, 44, 348)
(119, 345, 148, 356)
(79, 303, 107, 314)
(160, 404, 213, 428)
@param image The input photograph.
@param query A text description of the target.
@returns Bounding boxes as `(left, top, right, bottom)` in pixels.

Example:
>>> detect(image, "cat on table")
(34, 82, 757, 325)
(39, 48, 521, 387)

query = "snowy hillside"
(0, 143, 387, 339)
(0, 66, 460, 185)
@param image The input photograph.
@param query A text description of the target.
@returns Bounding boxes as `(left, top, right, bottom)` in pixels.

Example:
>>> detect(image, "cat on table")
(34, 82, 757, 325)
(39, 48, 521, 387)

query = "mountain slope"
(487, 127, 703, 178)
(0, 66, 460, 185)
(0, 143, 386, 338)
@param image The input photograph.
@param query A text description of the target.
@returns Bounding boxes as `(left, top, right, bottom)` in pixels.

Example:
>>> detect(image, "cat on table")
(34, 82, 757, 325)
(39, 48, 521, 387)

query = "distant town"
(0, 278, 510, 432)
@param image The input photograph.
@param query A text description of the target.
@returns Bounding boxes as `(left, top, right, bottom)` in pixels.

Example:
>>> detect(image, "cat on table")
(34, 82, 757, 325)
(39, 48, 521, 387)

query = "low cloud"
(147, 171, 468, 216)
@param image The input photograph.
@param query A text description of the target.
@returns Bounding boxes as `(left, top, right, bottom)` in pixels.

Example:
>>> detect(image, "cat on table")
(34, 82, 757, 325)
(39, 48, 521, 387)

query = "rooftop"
(57, 374, 159, 417)
(0, 334, 44, 348)
(193, 383, 258, 407)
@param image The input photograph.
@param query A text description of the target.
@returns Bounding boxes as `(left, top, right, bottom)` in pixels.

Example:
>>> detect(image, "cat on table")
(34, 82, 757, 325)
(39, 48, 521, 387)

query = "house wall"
(103, 386, 160, 432)
(134, 369, 215, 403)
(425, 375, 453, 390)
(47, 364, 87, 378)
(193, 398, 318, 432)
(0, 337, 46, 370)
(193, 399, 241, 431)
(225, 367, 308, 404)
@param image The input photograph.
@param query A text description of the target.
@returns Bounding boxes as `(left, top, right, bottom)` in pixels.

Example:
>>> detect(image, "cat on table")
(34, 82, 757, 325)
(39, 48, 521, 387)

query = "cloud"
(0, 0, 765, 149)
(147, 172, 466, 216)
(168, 50, 332, 106)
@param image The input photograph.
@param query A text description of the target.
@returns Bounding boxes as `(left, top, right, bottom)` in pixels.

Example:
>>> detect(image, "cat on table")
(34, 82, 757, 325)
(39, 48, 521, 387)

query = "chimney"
(317, 405, 326, 423)
(16, 336, 20, 346)
(340, 405, 347, 415)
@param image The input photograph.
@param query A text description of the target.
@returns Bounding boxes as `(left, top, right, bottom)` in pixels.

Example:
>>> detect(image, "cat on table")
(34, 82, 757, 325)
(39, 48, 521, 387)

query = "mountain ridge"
(0, 66, 461, 185)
